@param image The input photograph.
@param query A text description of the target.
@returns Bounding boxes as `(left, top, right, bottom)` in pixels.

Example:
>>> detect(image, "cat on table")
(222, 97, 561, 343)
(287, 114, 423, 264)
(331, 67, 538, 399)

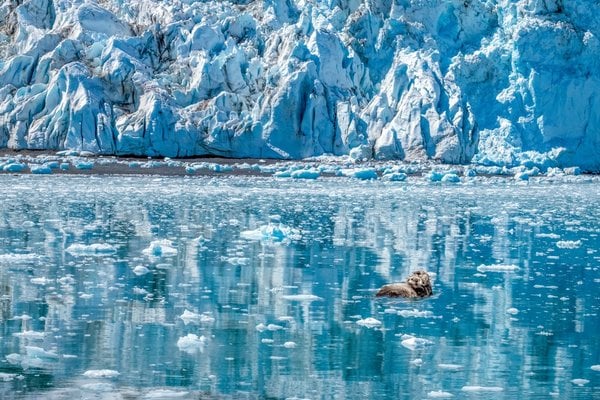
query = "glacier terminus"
(1, 0, 599, 171)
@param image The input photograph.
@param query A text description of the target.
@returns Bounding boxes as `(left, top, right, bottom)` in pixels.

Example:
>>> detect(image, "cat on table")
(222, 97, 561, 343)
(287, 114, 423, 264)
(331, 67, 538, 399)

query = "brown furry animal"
(376, 270, 432, 298)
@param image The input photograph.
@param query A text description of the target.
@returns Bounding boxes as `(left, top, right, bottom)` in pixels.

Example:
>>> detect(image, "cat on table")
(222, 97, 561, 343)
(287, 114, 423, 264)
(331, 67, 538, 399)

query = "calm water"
(0, 175, 598, 399)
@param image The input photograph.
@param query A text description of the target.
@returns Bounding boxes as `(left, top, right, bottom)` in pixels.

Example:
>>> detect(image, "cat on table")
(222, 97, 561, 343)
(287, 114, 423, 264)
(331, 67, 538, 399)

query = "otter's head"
(406, 270, 432, 297)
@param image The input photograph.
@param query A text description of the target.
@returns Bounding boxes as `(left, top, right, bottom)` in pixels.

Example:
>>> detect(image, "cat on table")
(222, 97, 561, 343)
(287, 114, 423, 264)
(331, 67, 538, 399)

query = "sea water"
(0, 175, 598, 399)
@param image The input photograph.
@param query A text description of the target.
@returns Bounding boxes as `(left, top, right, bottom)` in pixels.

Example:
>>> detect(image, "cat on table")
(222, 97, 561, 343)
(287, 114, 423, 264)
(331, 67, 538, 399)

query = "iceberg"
(0, 0, 599, 171)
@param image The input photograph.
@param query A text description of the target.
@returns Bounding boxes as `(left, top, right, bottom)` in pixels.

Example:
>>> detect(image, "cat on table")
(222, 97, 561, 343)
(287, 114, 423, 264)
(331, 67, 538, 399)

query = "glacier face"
(0, 0, 599, 170)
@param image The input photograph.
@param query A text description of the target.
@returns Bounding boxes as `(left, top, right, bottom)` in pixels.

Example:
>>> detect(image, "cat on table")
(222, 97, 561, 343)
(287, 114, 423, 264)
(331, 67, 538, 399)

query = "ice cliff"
(1, 0, 599, 170)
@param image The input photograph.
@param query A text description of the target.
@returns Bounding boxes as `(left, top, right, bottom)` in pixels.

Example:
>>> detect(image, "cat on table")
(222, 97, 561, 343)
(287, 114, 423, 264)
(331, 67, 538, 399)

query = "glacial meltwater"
(0, 175, 598, 399)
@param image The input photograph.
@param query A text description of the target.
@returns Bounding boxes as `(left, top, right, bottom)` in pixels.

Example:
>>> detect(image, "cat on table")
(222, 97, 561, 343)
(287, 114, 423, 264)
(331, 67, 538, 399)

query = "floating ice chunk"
(438, 364, 464, 371)
(0, 373, 22, 381)
(283, 341, 297, 349)
(461, 386, 503, 392)
(82, 370, 120, 378)
(66, 243, 117, 255)
(14, 331, 45, 340)
(427, 171, 444, 182)
(179, 310, 200, 325)
(571, 379, 589, 386)
(441, 173, 460, 183)
(536, 233, 560, 239)
(0, 253, 40, 263)
(382, 172, 407, 182)
(179, 310, 215, 325)
(30, 277, 51, 285)
(240, 224, 301, 242)
(343, 168, 378, 180)
(356, 317, 382, 328)
(477, 264, 519, 273)
(281, 294, 322, 302)
(398, 309, 435, 318)
(143, 389, 190, 399)
(3, 163, 26, 172)
(267, 324, 283, 331)
(428, 390, 454, 398)
(400, 335, 433, 351)
(591, 365, 600, 371)
(410, 358, 423, 366)
(261, 338, 274, 344)
(30, 164, 52, 174)
(80, 382, 115, 392)
(142, 240, 178, 257)
(556, 240, 582, 249)
(75, 161, 94, 170)
(255, 323, 267, 332)
(290, 169, 320, 179)
(132, 265, 150, 275)
(506, 308, 519, 315)
(25, 346, 59, 360)
(176, 334, 206, 354)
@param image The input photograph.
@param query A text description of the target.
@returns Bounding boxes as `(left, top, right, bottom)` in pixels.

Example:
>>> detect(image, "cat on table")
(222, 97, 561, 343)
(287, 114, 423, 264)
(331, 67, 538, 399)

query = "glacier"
(0, 0, 599, 171)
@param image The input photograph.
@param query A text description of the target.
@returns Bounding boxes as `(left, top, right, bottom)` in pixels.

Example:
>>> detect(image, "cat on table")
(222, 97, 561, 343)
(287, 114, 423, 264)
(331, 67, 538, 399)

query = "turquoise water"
(0, 175, 598, 399)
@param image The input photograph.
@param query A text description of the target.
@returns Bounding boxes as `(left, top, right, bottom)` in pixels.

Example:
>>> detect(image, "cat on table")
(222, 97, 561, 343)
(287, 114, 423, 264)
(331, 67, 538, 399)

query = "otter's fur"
(376, 270, 432, 298)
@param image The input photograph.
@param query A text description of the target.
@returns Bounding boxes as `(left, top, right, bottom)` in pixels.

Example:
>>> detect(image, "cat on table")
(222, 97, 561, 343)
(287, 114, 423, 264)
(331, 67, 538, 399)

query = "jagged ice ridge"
(1, 0, 599, 171)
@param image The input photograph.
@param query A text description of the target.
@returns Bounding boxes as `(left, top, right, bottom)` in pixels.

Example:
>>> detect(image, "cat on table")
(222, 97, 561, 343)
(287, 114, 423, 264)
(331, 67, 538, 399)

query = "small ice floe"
(461, 386, 503, 392)
(410, 358, 423, 366)
(382, 172, 407, 182)
(283, 341, 297, 349)
(66, 243, 117, 255)
(571, 379, 589, 386)
(3, 163, 26, 172)
(536, 233, 560, 239)
(13, 331, 45, 340)
(30, 277, 51, 285)
(30, 164, 52, 174)
(476, 264, 519, 273)
(25, 346, 59, 360)
(143, 389, 190, 399)
(438, 364, 464, 371)
(428, 390, 454, 398)
(0, 372, 22, 381)
(556, 240, 582, 249)
(176, 334, 206, 354)
(240, 223, 301, 242)
(398, 309, 435, 318)
(74, 161, 94, 170)
(261, 338, 274, 344)
(441, 173, 460, 183)
(0, 253, 40, 263)
(142, 239, 178, 257)
(132, 265, 150, 275)
(82, 370, 120, 378)
(400, 335, 433, 351)
(281, 294, 322, 302)
(179, 310, 215, 325)
(290, 169, 320, 179)
(343, 168, 378, 180)
(256, 323, 284, 332)
(506, 308, 519, 315)
(356, 317, 382, 328)
(591, 365, 600, 371)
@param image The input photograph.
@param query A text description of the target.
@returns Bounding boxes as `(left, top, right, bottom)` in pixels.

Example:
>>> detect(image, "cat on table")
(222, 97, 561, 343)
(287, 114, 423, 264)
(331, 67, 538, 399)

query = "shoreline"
(0, 149, 597, 181)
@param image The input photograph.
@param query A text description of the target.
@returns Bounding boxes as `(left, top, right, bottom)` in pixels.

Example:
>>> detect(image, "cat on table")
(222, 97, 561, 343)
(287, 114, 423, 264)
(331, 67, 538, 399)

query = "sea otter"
(376, 270, 432, 298)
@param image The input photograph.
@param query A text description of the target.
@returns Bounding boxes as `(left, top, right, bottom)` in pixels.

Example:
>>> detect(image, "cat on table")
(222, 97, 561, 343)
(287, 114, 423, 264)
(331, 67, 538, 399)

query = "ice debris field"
(0, 150, 596, 183)
(1, 0, 600, 171)
(0, 175, 599, 399)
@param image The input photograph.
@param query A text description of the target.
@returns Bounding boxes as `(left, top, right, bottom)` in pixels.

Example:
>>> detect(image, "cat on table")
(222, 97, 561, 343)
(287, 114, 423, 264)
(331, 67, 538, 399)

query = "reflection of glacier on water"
(0, 175, 598, 399)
